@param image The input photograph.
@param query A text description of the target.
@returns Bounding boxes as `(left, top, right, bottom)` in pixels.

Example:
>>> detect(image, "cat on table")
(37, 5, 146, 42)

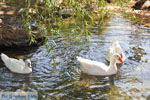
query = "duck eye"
(28, 63, 31, 67)
(120, 53, 123, 58)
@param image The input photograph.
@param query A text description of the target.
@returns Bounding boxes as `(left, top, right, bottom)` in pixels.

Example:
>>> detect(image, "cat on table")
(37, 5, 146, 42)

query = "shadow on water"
(0, 14, 150, 99)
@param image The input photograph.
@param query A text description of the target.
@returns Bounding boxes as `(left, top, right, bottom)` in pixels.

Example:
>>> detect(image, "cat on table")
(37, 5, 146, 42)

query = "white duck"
(1, 53, 32, 74)
(106, 40, 125, 63)
(77, 53, 123, 76)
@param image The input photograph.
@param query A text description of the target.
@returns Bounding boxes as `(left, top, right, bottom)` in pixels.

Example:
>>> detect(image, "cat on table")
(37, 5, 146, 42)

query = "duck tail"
(76, 56, 82, 62)
(76, 56, 88, 63)
(112, 39, 119, 43)
(1, 53, 9, 62)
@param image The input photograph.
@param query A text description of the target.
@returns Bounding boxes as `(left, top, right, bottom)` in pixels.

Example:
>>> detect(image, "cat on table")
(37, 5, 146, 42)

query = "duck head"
(115, 47, 124, 60)
(113, 53, 123, 63)
(25, 59, 32, 68)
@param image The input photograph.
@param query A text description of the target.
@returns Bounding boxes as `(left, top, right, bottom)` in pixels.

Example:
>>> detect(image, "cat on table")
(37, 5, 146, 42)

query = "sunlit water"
(0, 14, 150, 100)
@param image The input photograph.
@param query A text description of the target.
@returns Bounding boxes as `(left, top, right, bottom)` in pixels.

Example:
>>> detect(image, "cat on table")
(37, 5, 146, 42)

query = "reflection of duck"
(13, 89, 38, 99)
(106, 40, 125, 63)
(1, 53, 32, 74)
(80, 72, 115, 85)
(77, 53, 123, 76)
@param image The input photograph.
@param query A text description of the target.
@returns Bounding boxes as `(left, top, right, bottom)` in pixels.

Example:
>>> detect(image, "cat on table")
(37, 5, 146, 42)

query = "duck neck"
(109, 58, 117, 69)
(24, 65, 32, 72)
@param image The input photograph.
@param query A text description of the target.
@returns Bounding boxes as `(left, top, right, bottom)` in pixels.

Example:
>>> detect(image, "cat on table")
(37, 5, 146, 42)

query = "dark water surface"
(0, 14, 150, 100)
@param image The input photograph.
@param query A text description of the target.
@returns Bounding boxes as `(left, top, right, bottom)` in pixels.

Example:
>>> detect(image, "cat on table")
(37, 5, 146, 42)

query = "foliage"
(6, 0, 130, 46)
(17, 0, 108, 43)
(0, 34, 3, 39)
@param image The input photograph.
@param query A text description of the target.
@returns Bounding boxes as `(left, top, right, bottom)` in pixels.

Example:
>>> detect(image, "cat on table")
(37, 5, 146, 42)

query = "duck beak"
(118, 57, 123, 63)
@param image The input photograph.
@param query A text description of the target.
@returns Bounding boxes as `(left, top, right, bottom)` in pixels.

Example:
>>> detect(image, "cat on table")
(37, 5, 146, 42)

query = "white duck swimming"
(77, 53, 123, 76)
(106, 40, 125, 63)
(1, 53, 32, 74)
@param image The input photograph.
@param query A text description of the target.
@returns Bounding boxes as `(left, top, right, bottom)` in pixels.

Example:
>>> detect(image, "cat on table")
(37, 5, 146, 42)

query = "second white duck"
(106, 40, 125, 63)
(1, 53, 32, 74)
(77, 53, 123, 76)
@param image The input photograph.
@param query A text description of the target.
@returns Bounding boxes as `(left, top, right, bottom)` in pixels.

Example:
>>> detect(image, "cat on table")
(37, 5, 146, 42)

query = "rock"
(0, 19, 2, 23)
(132, 0, 150, 10)
(106, 0, 114, 3)
(0, 23, 44, 48)
(0, 1, 44, 48)
(53, 0, 63, 7)
(141, 0, 150, 10)
(58, 9, 74, 18)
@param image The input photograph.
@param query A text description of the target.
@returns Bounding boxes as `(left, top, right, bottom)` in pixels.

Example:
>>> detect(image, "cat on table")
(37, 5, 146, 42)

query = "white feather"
(77, 54, 119, 76)
(1, 53, 32, 74)
(106, 40, 125, 63)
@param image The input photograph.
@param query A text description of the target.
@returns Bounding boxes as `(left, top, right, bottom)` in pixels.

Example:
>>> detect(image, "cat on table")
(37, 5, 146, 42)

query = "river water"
(0, 14, 150, 100)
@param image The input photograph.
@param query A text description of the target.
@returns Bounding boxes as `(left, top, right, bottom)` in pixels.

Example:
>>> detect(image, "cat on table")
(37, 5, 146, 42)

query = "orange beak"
(118, 57, 123, 63)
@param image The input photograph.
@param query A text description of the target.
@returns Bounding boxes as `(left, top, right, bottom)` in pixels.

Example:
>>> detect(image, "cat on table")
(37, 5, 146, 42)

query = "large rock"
(0, 23, 43, 48)
(0, 1, 44, 48)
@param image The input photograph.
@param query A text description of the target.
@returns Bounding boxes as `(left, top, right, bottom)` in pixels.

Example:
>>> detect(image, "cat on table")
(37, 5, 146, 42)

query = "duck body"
(77, 54, 122, 76)
(106, 40, 125, 63)
(1, 53, 32, 74)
